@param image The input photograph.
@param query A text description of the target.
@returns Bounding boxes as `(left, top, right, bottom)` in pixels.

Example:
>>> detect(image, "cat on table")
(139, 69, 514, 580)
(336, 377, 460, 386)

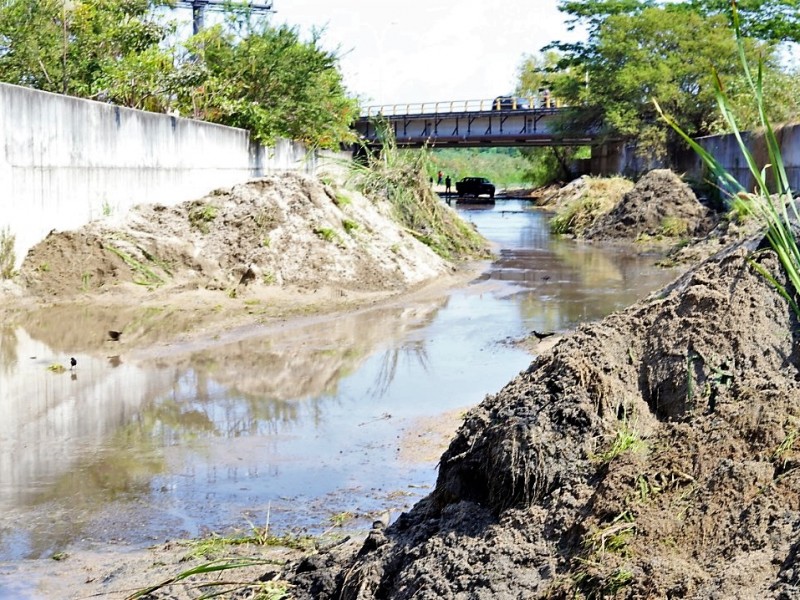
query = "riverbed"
(0, 200, 679, 595)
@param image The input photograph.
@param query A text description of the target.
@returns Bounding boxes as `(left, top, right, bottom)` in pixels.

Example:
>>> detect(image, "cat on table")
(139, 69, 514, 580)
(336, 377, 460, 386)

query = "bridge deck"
(354, 101, 593, 147)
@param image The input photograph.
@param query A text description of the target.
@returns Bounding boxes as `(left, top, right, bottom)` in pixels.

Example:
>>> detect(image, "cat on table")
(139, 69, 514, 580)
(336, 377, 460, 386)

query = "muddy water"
(0, 200, 678, 568)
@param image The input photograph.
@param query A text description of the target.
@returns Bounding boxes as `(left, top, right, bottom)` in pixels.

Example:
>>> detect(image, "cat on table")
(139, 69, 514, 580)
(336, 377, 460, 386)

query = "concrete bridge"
(354, 97, 596, 148)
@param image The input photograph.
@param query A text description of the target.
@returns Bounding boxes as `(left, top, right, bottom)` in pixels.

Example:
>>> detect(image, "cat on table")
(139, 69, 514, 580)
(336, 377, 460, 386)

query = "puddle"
(0, 200, 680, 567)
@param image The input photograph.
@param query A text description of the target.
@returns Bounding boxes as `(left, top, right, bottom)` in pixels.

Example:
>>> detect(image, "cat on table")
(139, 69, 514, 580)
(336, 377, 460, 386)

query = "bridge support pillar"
(590, 142, 625, 177)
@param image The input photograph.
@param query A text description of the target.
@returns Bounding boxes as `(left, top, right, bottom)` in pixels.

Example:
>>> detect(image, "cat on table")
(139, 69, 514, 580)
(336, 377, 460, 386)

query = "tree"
(0, 1, 358, 148)
(176, 21, 357, 149)
(686, 0, 800, 44)
(0, 0, 177, 104)
(539, 1, 793, 161)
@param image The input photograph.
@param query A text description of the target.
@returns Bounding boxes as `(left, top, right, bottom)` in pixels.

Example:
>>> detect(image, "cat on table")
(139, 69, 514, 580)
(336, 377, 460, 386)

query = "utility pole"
(176, 1, 274, 35)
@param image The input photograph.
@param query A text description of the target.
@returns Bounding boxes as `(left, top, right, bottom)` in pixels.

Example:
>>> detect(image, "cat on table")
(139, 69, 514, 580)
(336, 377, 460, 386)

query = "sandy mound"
(279, 233, 800, 599)
(17, 172, 450, 300)
(539, 175, 633, 212)
(544, 176, 634, 237)
(587, 169, 715, 241)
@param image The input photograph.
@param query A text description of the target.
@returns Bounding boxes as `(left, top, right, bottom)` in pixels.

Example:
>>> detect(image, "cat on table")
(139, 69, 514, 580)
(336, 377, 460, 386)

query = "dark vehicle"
(456, 177, 495, 199)
(491, 96, 531, 111)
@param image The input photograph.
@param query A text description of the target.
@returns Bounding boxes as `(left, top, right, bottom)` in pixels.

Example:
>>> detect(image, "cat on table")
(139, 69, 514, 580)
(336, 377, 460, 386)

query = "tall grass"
(349, 121, 490, 261)
(0, 227, 15, 279)
(656, 0, 799, 316)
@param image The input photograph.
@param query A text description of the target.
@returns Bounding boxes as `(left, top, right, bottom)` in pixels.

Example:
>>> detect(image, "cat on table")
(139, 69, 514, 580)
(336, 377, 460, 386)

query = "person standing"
(437, 170, 443, 185)
(445, 175, 452, 196)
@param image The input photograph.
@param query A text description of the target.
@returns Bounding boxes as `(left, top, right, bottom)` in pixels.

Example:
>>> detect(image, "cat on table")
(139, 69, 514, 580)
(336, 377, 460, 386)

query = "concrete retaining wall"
(690, 125, 800, 193)
(0, 83, 312, 268)
(592, 125, 800, 194)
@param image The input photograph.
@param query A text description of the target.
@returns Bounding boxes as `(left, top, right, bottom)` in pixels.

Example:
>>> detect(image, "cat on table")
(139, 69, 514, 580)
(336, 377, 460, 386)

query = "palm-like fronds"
(656, 0, 799, 316)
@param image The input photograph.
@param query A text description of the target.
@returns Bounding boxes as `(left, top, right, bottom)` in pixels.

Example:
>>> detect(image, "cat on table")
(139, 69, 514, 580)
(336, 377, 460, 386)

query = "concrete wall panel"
(0, 83, 310, 268)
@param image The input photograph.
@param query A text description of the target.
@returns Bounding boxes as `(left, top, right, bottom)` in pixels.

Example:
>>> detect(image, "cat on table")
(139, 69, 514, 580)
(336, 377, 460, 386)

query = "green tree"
(686, 0, 800, 44)
(176, 21, 357, 149)
(541, 2, 793, 160)
(0, 1, 358, 148)
(0, 0, 176, 105)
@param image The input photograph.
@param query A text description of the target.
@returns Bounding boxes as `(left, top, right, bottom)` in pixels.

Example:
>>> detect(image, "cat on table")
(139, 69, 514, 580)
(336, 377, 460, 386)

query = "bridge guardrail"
(360, 96, 562, 118)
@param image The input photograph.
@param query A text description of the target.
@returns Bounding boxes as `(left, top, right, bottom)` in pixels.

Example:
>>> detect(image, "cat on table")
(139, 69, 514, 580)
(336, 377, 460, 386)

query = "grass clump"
(342, 218, 359, 235)
(659, 216, 689, 237)
(314, 226, 340, 244)
(188, 203, 219, 234)
(106, 243, 166, 287)
(656, 2, 800, 317)
(0, 227, 15, 279)
(549, 177, 631, 237)
(349, 121, 490, 261)
(594, 419, 645, 464)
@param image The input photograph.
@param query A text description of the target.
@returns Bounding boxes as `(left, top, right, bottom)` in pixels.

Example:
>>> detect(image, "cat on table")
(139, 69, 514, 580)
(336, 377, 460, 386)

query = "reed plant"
(348, 120, 489, 261)
(656, 0, 800, 316)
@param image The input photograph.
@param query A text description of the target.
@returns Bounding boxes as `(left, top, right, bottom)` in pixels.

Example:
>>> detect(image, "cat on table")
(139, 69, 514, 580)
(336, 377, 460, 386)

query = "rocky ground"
(4, 167, 795, 599)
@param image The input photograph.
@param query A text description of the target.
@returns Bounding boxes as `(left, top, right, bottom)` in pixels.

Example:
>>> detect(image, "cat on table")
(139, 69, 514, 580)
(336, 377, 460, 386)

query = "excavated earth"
(7, 168, 799, 599)
(263, 170, 800, 599)
(281, 235, 800, 599)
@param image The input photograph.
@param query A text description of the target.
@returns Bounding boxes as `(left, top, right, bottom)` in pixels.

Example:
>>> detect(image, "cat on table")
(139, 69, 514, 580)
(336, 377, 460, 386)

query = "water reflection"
(0, 199, 680, 564)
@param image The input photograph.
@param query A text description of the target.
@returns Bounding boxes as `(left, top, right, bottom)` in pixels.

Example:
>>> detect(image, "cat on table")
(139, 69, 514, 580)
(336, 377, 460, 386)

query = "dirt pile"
(282, 235, 800, 599)
(587, 169, 715, 241)
(17, 172, 451, 301)
(543, 176, 634, 237)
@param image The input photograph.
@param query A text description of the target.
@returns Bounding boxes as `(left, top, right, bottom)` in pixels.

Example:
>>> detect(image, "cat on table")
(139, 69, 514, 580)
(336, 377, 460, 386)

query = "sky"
(268, 0, 585, 109)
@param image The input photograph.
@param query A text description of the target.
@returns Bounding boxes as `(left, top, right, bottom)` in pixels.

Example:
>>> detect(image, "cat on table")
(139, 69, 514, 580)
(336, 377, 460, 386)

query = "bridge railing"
(360, 96, 562, 117)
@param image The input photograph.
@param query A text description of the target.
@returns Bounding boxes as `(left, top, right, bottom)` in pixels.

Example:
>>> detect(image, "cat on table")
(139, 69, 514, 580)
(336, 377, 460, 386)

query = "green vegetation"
(350, 126, 490, 261)
(105, 243, 166, 287)
(342, 218, 360, 235)
(125, 557, 290, 600)
(594, 419, 645, 464)
(313, 226, 339, 244)
(428, 148, 531, 187)
(0, 227, 15, 279)
(188, 203, 218, 233)
(523, 0, 800, 162)
(0, 0, 356, 149)
(656, 1, 800, 318)
(549, 176, 632, 236)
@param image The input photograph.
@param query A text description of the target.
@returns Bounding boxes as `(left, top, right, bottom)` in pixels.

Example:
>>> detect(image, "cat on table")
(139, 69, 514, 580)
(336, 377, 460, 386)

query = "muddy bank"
(277, 227, 800, 598)
(1, 171, 485, 351)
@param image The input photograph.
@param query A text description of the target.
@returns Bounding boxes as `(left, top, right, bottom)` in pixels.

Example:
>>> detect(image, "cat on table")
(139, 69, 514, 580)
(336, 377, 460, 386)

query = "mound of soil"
(281, 234, 800, 599)
(17, 172, 450, 300)
(587, 169, 715, 241)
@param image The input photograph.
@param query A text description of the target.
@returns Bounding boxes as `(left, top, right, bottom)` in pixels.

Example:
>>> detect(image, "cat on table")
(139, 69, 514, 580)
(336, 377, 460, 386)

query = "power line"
(174, 1, 274, 34)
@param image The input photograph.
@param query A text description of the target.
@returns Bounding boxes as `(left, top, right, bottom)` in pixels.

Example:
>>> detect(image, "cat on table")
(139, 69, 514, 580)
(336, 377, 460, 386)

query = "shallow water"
(0, 200, 678, 569)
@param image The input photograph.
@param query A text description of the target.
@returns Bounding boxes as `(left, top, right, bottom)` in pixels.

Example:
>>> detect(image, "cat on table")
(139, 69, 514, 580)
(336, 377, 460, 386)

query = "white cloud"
(271, 0, 584, 108)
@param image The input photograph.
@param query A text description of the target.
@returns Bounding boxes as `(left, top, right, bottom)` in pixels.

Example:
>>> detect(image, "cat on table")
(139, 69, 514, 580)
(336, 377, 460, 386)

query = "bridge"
(354, 97, 596, 148)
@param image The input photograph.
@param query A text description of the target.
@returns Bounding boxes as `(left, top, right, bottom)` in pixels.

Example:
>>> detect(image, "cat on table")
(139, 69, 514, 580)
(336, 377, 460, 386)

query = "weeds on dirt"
(656, 2, 800, 317)
(594, 419, 645, 464)
(572, 511, 637, 597)
(189, 203, 219, 234)
(342, 218, 360, 235)
(47, 363, 67, 373)
(314, 226, 340, 244)
(348, 120, 489, 261)
(106, 244, 166, 287)
(659, 216, 689, 237)
(549, 177, 631, 237)
(124, 558, 291, 600)
(0, 227, 15, 279)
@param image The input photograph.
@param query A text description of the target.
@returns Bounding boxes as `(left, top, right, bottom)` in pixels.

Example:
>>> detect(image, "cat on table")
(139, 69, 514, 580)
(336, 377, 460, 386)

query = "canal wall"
(591, 125, 800, 194)
(0, 82, 313, 269)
